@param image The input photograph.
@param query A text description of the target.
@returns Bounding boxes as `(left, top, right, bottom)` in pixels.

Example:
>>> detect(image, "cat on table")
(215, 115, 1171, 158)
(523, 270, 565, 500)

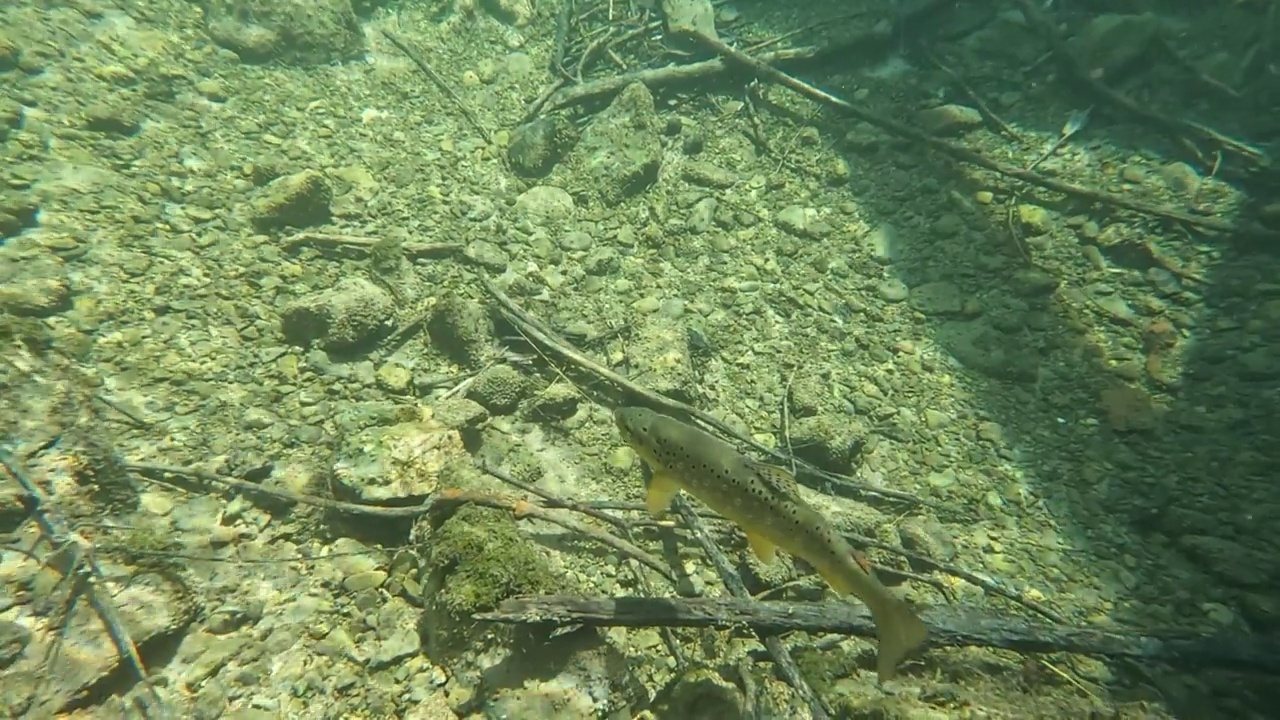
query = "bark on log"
(477, 595, 1280, 673)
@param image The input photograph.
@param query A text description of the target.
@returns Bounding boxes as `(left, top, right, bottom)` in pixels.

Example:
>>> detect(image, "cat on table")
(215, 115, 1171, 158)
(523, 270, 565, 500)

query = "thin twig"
(282, 231, 461, 260)
(482, 462, 690, 668)
(508, 497, 676, 583)
(1013, 0, 1266, 169)
(922, 48, 1023, 143)
(562, 496, 1065, 623)
(380, 30, 493, 144)
(126, 463, 675, 583)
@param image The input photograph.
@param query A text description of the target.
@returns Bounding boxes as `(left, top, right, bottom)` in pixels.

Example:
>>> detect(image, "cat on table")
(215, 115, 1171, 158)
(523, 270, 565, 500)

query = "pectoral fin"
(645, 473, 681, 516)
(745, 531, 778, 564)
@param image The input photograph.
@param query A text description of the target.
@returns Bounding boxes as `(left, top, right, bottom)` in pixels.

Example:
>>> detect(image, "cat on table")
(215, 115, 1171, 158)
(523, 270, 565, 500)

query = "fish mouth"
(613, 407, 635, 437)
(613, 406, 645, 443)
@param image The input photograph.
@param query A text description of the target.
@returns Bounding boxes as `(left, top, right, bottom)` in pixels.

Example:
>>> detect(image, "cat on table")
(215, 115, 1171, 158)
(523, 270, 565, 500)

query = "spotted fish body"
(614, 406, 929, 680)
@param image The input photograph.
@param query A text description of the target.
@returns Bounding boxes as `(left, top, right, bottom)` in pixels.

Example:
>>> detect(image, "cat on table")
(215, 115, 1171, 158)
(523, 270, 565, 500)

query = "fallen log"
(477, 594, 1280, 674)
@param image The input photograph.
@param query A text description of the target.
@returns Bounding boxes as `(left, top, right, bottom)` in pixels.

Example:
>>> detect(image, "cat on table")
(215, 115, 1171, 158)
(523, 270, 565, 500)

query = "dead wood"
(478, 594, 1280, 674)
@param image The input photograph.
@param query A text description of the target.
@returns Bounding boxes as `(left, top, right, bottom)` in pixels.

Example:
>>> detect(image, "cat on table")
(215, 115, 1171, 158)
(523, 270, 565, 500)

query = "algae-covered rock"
(784, 414, 867, 475)
(507, 116, 574, 179)
(0, 249, 71, 318)
(559, 82, 662, 206)
(0, 193, 39, 239)
(627, 315, 697, 403)
(250, 169, 332, 230)
(419, 505, 566, 655)
(427, 296, 495, 367)
(651, 667, 746, 720)
(526, 380, 581, 422)
(1069, 13, 1161, 81)
(280, 277, 393, 352)
(468, 364, 531, 414)
(202, 0, 365, 65)
(479, 0, 534, 26)
(332, 417, 468, 504)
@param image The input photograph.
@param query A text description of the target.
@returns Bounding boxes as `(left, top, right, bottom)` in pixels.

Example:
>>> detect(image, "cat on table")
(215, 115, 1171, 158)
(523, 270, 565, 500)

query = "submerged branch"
(479, 594, 1280, 674)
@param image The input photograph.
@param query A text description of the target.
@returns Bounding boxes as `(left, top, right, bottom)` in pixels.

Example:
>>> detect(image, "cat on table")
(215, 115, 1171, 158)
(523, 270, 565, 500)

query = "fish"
(614, 405, 929, 680)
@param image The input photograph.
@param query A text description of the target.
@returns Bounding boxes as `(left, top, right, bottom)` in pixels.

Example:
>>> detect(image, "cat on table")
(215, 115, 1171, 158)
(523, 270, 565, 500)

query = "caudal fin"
(870, 596, 929, 681)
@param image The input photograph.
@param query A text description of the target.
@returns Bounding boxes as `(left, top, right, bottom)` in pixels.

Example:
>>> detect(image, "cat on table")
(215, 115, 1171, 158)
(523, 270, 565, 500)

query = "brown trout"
(614, 405, 929, 680)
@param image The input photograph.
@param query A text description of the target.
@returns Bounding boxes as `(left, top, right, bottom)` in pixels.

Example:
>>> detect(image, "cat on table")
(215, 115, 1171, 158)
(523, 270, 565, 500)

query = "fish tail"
(866, 593, 929, 681)
(820, 562, 929, 680)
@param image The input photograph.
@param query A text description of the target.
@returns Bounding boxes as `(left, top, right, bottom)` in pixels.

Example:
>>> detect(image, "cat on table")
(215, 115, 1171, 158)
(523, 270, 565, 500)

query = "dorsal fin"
(748, 461, 801, 497)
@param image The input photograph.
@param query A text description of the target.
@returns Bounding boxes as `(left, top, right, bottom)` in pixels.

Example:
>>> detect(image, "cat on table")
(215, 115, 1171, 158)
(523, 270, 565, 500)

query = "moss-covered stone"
(249, 168, 332, 230)
(279, 277, 393, 352)
(791, 643, 863, 695)
(427, 296, 495, 367)
(786, 413, 867, 475)
(419, 504, 564, 655)
(651, 667, 745, 720)
(468, 364, 530, 414)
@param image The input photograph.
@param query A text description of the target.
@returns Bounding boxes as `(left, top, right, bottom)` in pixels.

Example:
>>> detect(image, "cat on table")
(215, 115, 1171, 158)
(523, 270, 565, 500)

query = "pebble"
(916, 104, 983, 134)
(376, 362, 413, 394)
(608, 446, 637, 469)
(1086, 285, 1138, 325)
(1017, 204, 1053, 235)
(242, 407, 278, 430)
(876, 279, 909, 302)
(514, 185, 575, 221)
(558, 231, 593, 251)
(909, 281, 965, 316)
(139, 492, 175, 516)
(682, 161, 736, 188)
(1159, 161, 1200, 195)
(865, 224, 900, 264)
(984, 489, 1004, 508)
(898, 517, 957, 565)
(923, 409, 951, 430)
(775, 205, 827, 239)
(687, 197, 717, 234)
(631, 296, 661, 314)
(931, 213, 964, 237)
(1119, 164, 1146, 183)
(1081, 245, 1107, 271)
(926, 468, 957, 488)
(343, 570, 388, 593)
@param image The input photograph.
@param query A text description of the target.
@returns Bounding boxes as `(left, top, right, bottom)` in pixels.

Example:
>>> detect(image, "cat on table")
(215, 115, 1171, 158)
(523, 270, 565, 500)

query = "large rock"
(202, 0, 365, 65)
(331, 418, 468, 504)
(559, 83, 662, 206)
(0, 245, 71, 318)
(249, 169, 332, 230)
(280, 277, 393, 352)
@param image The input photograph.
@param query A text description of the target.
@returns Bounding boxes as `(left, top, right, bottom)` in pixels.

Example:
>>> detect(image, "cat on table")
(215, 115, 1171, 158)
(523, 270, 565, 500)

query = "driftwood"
(281, 232, 462, 260)
(478, 594, 1280, 675)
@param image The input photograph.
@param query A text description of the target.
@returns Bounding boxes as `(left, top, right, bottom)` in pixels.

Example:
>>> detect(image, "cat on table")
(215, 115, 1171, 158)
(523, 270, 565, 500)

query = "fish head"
(614, 406, 670, 469)
(614, 406, 656, 443)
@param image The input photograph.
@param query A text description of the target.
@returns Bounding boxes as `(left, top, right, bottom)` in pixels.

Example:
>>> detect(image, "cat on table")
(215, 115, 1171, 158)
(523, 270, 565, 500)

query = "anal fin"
(745, 531, 778, 564)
